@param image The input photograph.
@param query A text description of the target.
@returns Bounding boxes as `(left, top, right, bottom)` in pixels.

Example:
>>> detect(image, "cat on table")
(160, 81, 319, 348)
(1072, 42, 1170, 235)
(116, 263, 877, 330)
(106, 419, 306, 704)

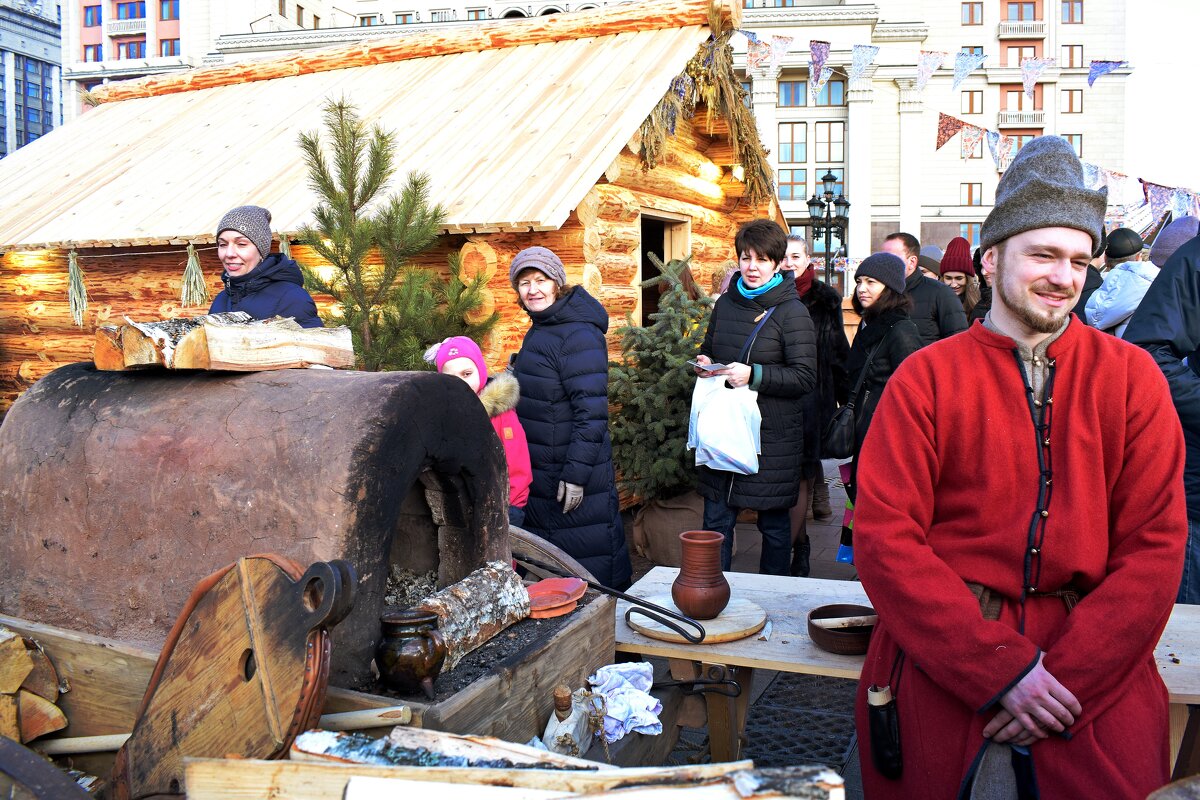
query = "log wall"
(0, 114, 771, 415)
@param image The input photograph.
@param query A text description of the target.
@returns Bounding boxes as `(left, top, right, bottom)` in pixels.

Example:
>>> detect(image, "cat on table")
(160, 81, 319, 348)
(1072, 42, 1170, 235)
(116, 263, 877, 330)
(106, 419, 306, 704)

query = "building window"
(1012, 134, 1036, 152)
(815, 122, 845, 162)
(160, 0, 178, 20)
(740, 80, 752, 109)
(83, 44, 103, 61)
(777, 80, 806, 107)
(962, 2, 982, 24)
(1062, 0, 1083, 23)
(358, 14, 377, 25)
(778, 169, 806, 201)
(778, 122, 806, 163)
(117, 39, 147, 59)
(961, 183, 983, 205)
(962, 46, 983, 56)
(396, 12, 414, 22)
(431, 9, 453, 21)
(1006, 1, 1036, 20)
(961, 90, 982, 114)
(83, 5, 101, 25)
(279, 0, 285, 15)
(1062, 89, 1083, 113)
(116, 2, 146, 19)
(1006, 45, 1037, 67)
(1004, 86, 1041, 110)
(467, 8, 486, 19)
(160, 38, 180, 56)
(767, 0, 796, 7)
(26, 83, 39, 99)
(313, 14, 320, 27)
(296, 4, 304, 25)
(961, 223, 981, 248)
(1061, 45, 1082, 68)
(1063, 134, 1082, 157)
(814, 78, 846, 106)
(26, 107, 39, 123)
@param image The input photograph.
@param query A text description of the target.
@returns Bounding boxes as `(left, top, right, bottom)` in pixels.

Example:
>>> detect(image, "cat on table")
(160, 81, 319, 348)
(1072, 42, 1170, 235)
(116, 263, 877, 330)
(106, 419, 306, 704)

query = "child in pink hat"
(428, 336, 532, 525)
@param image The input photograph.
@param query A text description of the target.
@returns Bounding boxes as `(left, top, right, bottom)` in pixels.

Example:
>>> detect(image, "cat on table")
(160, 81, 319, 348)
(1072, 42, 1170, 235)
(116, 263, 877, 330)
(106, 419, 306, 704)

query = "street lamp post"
(806, 170, 851, 290)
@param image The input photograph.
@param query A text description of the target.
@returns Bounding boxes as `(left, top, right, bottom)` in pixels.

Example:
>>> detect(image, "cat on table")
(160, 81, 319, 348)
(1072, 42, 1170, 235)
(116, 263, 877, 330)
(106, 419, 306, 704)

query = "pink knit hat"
(434, 336, 488, 389)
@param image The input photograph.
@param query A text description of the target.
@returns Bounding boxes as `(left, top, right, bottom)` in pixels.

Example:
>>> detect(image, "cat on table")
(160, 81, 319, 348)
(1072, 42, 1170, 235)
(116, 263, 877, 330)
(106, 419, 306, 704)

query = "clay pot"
(375, 610, 446, 700)
(671, 530, 731, 620)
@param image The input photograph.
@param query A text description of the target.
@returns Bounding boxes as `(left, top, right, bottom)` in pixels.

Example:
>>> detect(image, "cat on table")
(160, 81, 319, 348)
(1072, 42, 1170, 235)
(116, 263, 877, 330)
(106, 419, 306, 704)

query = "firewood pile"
(93, 312, 355, 372)
(0, 626, 67, 745)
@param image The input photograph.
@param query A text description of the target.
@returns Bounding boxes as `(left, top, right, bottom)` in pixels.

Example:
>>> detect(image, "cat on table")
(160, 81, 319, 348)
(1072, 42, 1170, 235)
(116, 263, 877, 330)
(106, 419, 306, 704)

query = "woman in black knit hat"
(843, 253, 922, 508)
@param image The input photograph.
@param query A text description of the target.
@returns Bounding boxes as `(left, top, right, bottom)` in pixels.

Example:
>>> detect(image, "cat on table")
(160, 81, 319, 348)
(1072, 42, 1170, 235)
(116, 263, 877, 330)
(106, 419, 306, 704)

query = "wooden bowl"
(807, 603, 876, 656)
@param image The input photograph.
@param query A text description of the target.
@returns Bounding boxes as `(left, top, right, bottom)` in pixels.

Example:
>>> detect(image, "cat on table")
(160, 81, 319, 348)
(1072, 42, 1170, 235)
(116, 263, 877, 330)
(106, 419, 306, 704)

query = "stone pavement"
(627, 460, 864, 799)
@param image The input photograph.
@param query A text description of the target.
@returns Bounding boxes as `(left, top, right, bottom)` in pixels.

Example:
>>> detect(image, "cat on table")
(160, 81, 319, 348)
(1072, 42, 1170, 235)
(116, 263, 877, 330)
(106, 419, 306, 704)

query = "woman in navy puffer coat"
(509, 247, 631, 589)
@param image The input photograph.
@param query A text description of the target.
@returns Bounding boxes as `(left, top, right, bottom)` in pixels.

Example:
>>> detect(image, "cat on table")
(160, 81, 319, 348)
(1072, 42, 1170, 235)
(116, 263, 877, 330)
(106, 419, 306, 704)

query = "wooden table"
(615, 567, 1200, 775)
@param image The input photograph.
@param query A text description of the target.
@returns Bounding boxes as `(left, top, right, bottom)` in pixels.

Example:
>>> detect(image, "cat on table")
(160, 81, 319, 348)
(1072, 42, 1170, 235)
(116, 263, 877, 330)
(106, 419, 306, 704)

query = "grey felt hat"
(216, 205, 273, 258)
(855, 252, 907, 294)
(509, 246, 567, 289)
(980, 136, 1107, 254)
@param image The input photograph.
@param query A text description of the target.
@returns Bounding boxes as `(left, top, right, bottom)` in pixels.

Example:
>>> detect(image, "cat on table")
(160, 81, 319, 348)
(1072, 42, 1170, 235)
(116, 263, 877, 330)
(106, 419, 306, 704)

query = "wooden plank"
(183, 757, 758, 800)
(91, 0, 735, 104)
(0, 693, 17, 740)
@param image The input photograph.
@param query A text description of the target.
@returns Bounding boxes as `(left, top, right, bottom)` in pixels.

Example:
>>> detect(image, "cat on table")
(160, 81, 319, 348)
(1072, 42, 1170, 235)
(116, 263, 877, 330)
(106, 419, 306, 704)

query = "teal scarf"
(736, 273, 783, 299)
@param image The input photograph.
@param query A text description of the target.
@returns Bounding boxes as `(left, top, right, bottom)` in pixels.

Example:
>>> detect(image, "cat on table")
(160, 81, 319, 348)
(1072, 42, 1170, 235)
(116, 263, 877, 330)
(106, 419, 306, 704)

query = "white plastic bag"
(687, 377, 762, 475)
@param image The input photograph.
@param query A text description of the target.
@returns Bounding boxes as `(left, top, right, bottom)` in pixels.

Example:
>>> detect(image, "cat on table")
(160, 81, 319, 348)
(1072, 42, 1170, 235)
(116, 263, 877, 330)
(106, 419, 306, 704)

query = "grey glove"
(557, 480, 584, 514)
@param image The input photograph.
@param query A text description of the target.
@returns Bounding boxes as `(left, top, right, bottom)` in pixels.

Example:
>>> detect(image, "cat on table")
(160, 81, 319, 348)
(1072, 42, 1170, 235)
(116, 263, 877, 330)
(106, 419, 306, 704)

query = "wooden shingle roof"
(0, 0, 737, 250)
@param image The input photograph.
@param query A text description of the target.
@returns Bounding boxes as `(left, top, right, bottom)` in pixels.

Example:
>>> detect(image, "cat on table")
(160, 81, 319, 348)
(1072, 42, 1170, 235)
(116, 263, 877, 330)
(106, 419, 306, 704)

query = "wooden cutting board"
(627, 595, 767, 644)
(112, 556, 353, 800)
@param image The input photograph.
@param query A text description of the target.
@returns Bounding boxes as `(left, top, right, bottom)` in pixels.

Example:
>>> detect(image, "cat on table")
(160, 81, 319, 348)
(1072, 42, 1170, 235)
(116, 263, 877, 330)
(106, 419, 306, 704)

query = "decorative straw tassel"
(279, 237, 292, 260)
(67, 248, 88, 328)
(181, 243, 210, 307)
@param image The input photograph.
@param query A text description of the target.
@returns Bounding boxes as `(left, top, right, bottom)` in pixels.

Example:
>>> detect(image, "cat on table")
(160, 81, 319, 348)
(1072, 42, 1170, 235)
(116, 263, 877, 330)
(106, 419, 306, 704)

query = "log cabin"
(0, 0, 782, 415)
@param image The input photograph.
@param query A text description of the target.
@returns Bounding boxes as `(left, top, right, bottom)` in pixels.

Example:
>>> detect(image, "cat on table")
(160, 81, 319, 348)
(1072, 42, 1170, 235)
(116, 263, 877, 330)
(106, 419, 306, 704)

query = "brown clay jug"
(375, 610, 447, 700)
(671, 530, 730, 620)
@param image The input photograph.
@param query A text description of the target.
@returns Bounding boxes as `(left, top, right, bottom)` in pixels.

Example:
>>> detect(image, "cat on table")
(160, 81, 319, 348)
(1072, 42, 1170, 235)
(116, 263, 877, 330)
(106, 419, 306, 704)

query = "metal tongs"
(515, 555, 707, 644)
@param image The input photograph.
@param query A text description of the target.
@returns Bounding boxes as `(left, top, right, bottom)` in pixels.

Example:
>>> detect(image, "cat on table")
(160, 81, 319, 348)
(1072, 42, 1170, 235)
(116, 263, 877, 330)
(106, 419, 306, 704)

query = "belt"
(965, 581, 1084, 622)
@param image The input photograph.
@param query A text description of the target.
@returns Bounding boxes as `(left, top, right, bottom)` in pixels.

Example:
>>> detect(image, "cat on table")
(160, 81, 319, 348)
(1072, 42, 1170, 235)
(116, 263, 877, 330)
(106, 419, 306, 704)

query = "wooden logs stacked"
(94, 313, 355, 371)
(0, 626, 67, 744)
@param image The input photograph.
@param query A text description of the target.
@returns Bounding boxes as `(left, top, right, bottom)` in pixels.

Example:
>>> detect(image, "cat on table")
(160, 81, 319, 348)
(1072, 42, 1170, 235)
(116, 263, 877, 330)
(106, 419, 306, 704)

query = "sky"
(1124, 1, 1200, 191)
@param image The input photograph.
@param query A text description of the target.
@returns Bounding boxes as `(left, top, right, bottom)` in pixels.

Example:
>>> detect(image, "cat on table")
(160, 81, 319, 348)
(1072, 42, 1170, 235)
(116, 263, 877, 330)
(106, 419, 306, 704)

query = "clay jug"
(671, 530, 730, 620)
(375, 610, 446, 700)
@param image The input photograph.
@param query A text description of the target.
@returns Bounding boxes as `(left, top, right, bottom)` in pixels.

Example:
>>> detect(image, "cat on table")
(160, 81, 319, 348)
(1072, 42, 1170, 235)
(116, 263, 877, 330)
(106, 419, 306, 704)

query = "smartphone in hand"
(687, 360, 728, 372)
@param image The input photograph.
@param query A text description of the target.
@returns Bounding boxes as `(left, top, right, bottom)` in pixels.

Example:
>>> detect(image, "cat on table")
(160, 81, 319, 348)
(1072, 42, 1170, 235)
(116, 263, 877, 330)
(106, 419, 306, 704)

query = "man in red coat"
(853, 135, 1188, 799)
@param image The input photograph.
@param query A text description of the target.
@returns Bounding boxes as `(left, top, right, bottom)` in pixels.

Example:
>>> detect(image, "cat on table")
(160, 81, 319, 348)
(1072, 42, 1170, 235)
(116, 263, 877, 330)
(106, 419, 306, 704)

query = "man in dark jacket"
(786, 234, 849, 574)
(1124, 232, 1200, 603)
(880, 232, 967, 346)
(208, 205, 322, 328)
(1076, 226, 1143, 327)
(693, 220, 817, 575)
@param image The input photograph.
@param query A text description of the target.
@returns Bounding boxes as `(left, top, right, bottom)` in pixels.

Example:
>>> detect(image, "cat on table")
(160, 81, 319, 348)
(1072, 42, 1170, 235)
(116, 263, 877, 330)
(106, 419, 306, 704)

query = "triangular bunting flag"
(916, 51, 947, 92)
(1088, 60, 1128, 87)
(848, 44, 879, 85)
(952, 52, 988, 91)
(937, 112, 967, 150)
(1021, 57, 1054, 98)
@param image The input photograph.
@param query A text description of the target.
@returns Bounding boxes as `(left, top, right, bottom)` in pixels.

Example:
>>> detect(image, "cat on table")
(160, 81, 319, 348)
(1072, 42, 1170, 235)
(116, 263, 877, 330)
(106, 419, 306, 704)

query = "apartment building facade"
(736, 0, 1130, 279)
(0, 0, 62, 157)
(60, 0, 355, 120)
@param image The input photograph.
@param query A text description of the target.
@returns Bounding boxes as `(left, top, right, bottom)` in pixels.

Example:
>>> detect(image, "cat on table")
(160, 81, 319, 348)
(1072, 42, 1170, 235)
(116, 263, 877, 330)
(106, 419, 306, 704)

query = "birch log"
(416, 561, 530, 671)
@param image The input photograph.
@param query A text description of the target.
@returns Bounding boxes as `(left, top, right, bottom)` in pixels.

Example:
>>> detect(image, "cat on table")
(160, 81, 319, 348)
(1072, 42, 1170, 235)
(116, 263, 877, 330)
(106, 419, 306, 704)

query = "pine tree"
(609, 254, 713, 503)
(297, 98, 497, 371)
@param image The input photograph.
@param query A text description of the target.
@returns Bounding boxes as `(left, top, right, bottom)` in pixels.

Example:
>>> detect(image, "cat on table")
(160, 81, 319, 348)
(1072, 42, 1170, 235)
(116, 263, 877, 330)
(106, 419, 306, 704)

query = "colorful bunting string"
(936, 112, 966, 150)
(770, 35, 793, 73)
(746, 38, 771, 71)
(847, 44, 879, 85)
(915, 51, 947, 92)
(809, 40, 831, 85)
(809, 66, 833, 104)
(1021, 57, 1055, 99)
(1087, 60, 1128, 87)
(952, 52, 988, 91)
(961, 125, 985, 160)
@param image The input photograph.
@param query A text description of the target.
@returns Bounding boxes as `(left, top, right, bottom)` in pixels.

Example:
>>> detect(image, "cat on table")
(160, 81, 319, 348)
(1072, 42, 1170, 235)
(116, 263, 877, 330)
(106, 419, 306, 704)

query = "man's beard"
(995, 271, 1076, 334)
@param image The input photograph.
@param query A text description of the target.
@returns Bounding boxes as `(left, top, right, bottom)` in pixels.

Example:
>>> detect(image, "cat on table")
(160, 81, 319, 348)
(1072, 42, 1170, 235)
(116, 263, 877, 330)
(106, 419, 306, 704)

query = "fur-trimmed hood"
(480, 370, 520, 417)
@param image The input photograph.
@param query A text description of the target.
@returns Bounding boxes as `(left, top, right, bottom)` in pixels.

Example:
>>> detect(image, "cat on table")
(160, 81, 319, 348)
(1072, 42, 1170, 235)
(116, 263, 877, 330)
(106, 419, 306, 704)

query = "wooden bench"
(615, 567, 1200, 777)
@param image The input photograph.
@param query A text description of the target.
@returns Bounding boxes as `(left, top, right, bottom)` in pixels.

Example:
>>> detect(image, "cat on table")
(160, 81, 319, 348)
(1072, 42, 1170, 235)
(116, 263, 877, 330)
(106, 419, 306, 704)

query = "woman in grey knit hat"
(208, 205, 322, 328)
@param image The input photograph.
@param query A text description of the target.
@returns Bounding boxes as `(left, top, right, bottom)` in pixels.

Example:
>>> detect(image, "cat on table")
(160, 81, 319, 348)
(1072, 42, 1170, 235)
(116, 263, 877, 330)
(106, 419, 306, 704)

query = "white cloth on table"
(587, 662, 663, 743)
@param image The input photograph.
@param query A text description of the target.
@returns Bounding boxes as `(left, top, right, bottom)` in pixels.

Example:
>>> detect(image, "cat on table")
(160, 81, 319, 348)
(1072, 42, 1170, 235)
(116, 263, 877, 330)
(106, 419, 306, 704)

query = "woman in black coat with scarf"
(844, 253, 923, 503)
(693, 220, 817, 575)
(509, 246, 631, 590)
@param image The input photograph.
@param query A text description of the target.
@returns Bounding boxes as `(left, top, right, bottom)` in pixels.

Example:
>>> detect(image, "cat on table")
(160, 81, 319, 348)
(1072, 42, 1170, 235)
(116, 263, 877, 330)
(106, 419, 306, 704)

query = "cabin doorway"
(638, 211, 689, 327)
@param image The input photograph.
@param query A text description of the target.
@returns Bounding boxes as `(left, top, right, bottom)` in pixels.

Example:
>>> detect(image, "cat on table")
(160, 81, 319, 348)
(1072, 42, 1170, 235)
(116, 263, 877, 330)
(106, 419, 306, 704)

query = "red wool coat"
(854, 320, 1187, 799)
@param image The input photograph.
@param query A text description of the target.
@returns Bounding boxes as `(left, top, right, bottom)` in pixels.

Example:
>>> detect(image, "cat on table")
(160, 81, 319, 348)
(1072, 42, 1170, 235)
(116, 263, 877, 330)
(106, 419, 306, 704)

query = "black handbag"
(821, 337, 883, 459)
